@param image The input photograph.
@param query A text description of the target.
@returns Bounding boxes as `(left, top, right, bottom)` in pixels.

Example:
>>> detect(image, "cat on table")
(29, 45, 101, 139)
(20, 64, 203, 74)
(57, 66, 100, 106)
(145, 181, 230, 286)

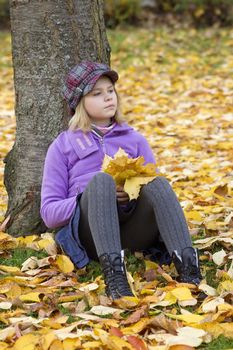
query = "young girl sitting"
(40, 61, 202, 300)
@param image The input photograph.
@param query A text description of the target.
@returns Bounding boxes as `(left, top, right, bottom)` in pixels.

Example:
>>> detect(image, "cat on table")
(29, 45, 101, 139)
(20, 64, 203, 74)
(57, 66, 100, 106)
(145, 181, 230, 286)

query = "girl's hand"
(116, 185, 129, 204)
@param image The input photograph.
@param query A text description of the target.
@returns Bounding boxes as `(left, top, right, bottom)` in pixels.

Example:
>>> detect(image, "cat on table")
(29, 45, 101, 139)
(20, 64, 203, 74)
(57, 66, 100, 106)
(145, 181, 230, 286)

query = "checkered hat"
(62, 61, 119, 115)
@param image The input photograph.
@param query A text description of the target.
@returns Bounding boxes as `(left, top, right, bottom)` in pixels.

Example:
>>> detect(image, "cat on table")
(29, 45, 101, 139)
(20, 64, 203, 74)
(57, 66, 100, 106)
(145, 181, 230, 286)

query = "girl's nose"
(105, 93, 112, 101)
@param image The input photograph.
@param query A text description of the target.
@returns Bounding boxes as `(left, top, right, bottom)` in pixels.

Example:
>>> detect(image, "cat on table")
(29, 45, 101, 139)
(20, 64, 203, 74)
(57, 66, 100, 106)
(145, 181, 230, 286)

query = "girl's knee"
(91, 172, 115, 188)
(142, 176, 172, 196)
(147, 176, 170, 189)
(153, 176, 170, 186)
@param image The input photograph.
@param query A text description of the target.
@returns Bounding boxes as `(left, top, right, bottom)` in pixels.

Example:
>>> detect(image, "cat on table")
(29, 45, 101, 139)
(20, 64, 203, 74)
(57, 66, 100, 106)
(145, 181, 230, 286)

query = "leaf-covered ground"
(0, 27, 233, 349)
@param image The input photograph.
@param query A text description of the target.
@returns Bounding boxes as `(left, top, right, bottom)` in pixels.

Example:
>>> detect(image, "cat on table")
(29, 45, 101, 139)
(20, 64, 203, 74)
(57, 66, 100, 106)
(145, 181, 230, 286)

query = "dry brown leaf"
(121, 305, 148, 325)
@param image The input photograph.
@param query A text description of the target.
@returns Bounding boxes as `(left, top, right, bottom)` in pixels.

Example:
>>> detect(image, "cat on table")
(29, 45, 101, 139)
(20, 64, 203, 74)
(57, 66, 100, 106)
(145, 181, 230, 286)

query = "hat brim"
(83, 70, 119, 96)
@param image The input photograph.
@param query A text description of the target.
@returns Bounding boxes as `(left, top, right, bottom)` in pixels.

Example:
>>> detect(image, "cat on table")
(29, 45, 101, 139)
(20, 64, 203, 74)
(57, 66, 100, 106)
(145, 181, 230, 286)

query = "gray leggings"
(78, 173, 192, 260)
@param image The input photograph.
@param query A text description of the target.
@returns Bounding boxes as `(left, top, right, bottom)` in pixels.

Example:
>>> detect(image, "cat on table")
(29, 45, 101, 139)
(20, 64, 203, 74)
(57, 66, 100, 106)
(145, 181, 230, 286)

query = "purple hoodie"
(40, 123, 155, 228)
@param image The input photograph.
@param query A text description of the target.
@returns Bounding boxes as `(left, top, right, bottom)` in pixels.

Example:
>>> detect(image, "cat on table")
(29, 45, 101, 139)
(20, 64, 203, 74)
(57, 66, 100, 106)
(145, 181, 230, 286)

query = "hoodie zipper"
(99, 136, 106, 154)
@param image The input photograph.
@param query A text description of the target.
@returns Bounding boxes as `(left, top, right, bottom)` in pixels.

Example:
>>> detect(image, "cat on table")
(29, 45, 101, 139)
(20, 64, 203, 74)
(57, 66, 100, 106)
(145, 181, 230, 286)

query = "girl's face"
(84, 76, 118, 126)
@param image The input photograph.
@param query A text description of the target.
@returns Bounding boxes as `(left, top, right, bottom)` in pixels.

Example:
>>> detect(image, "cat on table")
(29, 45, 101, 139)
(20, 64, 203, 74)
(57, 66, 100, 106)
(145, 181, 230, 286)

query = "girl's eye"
(93, 92, 101, 96)
(108, 89, 114, 93)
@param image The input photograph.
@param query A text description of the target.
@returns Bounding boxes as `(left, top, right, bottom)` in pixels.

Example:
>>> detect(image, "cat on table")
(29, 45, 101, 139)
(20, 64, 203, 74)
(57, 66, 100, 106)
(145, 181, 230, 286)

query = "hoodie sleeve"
(40, 139, 77, 228)
(136, 134, 156, 165)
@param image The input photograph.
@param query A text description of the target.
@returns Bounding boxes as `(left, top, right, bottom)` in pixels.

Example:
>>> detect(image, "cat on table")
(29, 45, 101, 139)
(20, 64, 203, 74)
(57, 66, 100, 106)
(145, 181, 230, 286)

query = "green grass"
(77, 252, 145, 283)
(200, 335, 233, 349)
(77, 260, 102, 283)
(57, 305, 76, 324)
(204, 260, 218, 289)
(0, 248, 48, 268)
(126, 250, 145, 275)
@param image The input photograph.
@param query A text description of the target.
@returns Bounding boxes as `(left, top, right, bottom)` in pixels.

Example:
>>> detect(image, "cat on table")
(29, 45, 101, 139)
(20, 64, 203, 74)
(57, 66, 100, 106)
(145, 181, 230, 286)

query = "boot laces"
(183, 264, 200, 276)
(115, 271, 132, 295)
(111, 256, 132, 294)
(104, 257, 132, 296)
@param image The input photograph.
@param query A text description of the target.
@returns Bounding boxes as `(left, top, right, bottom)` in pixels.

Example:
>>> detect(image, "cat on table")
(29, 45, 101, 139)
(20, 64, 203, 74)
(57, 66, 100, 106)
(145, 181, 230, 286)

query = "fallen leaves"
(169, 287, 197, 307)
(0, 232, 17, 251)
(54, 255, 74, 274)
(194, 232, 233, 250)
(4, 240, 232, 349)
(147, 326, 208, 348)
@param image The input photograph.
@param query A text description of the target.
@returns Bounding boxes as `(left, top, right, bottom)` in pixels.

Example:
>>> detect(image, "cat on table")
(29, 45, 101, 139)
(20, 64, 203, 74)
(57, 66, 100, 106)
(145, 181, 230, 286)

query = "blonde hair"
(68, 90, 124, 132)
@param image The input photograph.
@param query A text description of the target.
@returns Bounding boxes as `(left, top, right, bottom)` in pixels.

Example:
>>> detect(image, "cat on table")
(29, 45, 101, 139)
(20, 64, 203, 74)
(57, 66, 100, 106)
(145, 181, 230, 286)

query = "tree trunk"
(4, 0, 111, 236)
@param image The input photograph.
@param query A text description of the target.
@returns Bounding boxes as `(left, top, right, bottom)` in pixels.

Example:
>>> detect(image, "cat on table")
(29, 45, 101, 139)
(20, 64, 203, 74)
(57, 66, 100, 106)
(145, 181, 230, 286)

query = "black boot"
(99, 250, 134, 300)
(172, 247, 202, 285)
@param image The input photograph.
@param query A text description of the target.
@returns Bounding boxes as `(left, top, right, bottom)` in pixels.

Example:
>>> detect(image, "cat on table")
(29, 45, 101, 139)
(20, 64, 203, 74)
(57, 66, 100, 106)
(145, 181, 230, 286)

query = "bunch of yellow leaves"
(102, 148, 160, 200)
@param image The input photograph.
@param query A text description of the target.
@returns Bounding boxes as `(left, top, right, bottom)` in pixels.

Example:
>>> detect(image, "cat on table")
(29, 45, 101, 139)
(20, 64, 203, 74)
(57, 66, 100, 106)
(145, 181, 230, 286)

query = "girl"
(41, 61, 202, 300)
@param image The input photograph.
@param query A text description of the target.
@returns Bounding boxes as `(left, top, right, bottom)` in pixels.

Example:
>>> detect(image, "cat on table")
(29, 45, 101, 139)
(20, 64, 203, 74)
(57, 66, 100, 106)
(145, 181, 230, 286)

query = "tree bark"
(4, 0, 111, 236)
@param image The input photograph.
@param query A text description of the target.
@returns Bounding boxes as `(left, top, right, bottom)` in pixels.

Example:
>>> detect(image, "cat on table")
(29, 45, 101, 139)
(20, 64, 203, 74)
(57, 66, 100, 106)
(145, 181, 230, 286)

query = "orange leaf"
(109, 326, 124, 338)
(127, 336, 147, 350)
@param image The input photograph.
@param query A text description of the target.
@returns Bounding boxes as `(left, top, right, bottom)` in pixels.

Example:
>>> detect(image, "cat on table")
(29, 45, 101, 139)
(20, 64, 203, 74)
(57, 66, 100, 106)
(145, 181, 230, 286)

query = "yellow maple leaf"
(170, 287, 197, 307)
(0, 232, 18, 250)
(0, 342, 9, 350)
(93, 328, 109, 345)
(196, 322, 233, 339)
(82, 341, 103, 349)
(63, 338, 81, 350)
(39, 332, 57, 350)
(145, 260, 159, 271)
(41, 319, 64, 330)
(16, 235, 38, 247)
(55, 255, 74, 273)
(0, 283, 11, 294)
(37, 232, 56, 253)
(171, 287, 195, 301)
(122, 317, 151, 334)
(5, 283, 22, 300)
(102, 148, 157, 185)
(217, 280, 233, 294)
(113, 296, 140, 309)
(166, 313, 205, 324)
(58, 294, 82, 303)
(19, 292, 42, 302)
(0, 265, 20, 274)
(107, 335, 133, 350)
(102, 148, 159, 198)
(124, 176, 155, 200)
(49, 339, 63, 350)
(163, 291, 177, 306)
(13, 333, 40, 350)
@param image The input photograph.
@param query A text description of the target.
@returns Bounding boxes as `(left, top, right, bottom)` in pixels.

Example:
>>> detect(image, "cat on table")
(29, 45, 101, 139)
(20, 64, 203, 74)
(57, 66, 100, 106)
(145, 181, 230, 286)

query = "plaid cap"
(62, 61, 119, 115)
